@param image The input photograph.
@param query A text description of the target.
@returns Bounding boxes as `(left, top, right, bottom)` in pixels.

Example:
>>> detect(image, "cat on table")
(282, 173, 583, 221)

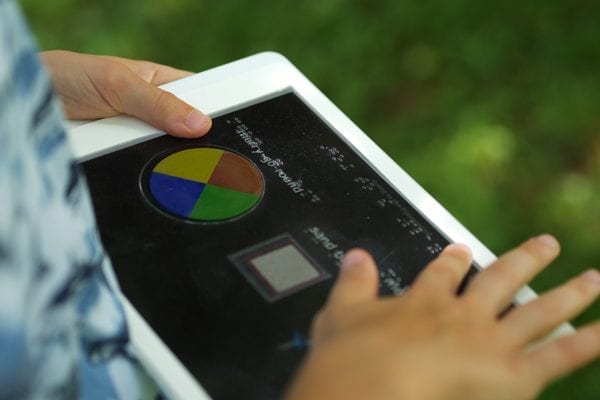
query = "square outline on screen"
(229, 234, 330, 302)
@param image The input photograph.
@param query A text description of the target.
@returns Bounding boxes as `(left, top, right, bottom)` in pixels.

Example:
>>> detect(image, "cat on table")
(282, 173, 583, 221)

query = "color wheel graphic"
(146, 147, 264, 222)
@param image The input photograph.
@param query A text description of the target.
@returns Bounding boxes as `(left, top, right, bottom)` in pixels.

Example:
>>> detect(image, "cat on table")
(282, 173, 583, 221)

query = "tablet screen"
(83, 92, 477, 399)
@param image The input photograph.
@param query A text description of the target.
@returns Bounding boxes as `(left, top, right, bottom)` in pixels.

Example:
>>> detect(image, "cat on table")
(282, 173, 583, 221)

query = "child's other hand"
(287, 235, 600, 400)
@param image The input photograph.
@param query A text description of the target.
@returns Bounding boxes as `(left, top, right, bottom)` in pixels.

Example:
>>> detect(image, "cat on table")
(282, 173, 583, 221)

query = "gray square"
(229, 234, 330, 302)
(251, 244, 320, 293)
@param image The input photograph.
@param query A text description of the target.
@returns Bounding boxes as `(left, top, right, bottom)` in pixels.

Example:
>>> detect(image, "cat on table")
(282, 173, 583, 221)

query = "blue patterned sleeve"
(0, 2, 161, 399)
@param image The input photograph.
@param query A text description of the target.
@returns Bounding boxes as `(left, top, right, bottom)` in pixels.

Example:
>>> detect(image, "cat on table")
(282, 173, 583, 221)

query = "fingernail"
(184, 110, 211, 132)
(443, 243, 472, 257)
(581, 269, 600, 286)
(341, 250, 366, 270)
(535, 234, 559, 250)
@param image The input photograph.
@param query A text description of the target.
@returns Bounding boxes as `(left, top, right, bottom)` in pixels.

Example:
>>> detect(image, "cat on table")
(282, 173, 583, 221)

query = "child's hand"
(287, 235, 600, 400)
(40, 50, 211, 137)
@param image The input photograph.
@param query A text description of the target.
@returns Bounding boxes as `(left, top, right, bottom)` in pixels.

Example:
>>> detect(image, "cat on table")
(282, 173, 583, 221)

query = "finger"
(326, 249, 380, 309)
(410, 243, 472, 296)
(503, 269, 600, 345)
(110, 70, 212, 138)
(102, 56, 193, 85)
(524, 321, 600, 384)
(463, 235, 560, 314)
(146, 64, 193, 85)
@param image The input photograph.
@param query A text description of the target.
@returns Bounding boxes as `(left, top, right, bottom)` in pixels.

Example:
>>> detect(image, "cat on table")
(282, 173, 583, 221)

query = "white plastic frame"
(69, 52, 574, 400)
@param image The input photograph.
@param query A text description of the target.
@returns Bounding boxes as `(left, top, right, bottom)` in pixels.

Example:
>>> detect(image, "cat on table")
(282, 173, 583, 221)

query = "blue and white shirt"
(0, 2, 158, 399)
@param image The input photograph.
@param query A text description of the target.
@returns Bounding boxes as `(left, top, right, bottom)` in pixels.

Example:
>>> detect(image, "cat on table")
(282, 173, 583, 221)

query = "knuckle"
(537, 295, 571, 318)
(511, 248, 541, 270)
(152, 90, 175, 115)
(553, 279, 589, 304)
(429, 259, 464, 281)
(440, 250, 469, 266)
(566, 281, 588, 300)
(135, 61, 159, 82)
(555, 338, 586, 362)
(499, 265, 527, 286)
(100, 69, 127, 111)
(154, 90, 170, 106)
(522, 238, 557, 262)
(99, 61, 132, 111)
(563, 277, 597, 303)
(102, 60, 128, 87)
(459, 295, 484, 314)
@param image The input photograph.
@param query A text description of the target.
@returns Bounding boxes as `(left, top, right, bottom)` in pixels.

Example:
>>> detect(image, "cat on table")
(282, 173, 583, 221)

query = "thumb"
(113, 70, 212, 138)
(326, 249, 380, 309)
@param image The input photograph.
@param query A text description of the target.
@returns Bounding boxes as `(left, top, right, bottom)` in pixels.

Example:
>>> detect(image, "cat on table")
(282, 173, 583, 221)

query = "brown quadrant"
(208, 151, 263, 195)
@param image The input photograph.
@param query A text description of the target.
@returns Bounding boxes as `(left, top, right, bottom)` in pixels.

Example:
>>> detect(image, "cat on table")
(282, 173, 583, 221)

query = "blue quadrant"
(149, 172, 205, 218)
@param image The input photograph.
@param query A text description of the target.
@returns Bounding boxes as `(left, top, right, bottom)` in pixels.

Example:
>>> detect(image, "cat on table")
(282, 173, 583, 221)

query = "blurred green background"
(21, 0, 598, 398)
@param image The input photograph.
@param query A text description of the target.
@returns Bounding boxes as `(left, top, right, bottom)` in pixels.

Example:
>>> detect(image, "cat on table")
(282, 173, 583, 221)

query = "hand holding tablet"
(66, 52, 598, 400)
(41, 50, 212, 137)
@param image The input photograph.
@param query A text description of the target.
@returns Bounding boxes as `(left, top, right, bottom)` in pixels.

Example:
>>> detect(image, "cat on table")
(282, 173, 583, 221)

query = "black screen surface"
(83, 92, 476, 399)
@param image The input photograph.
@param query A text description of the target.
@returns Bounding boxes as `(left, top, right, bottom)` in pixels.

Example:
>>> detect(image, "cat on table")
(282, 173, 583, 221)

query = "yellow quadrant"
(153, 148, 224, 183)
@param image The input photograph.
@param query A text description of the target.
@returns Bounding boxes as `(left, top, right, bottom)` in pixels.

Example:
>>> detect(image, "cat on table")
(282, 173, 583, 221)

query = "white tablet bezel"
(69, 52, 573, 400)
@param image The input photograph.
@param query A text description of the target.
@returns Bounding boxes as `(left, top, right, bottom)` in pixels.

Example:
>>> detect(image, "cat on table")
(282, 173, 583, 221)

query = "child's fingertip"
(442, 243, 472, 258)
(341, 249, 368, 271)
(184, 109, 212, 135)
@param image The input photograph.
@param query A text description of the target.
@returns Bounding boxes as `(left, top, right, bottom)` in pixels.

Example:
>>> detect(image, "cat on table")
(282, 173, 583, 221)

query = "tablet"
(70, 52, 573, 400)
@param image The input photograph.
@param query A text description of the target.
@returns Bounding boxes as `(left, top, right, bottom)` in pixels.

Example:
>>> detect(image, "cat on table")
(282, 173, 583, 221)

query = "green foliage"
(21, 0, 599, 398)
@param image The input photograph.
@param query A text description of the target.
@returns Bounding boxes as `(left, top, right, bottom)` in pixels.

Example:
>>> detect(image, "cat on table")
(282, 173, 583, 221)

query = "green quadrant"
(189, 184, 260, 221)
(153, 148, 224, 183)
